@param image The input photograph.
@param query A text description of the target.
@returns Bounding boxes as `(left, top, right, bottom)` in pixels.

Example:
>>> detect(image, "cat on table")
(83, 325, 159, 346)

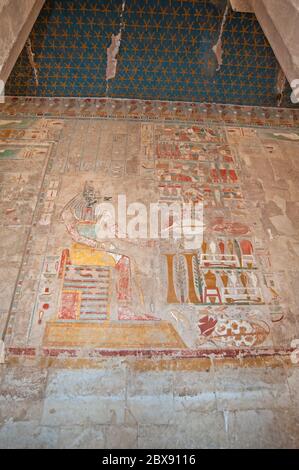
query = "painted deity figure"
(61, 182, 159, 320)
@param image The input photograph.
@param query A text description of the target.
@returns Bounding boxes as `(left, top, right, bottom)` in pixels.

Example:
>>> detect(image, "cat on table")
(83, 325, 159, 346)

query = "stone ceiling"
(5, 0, 295, 107)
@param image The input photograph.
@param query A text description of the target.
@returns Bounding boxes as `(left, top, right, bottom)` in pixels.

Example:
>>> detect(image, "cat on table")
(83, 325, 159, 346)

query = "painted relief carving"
(1, 116, 291, 356)
(198, 313, 270, 348)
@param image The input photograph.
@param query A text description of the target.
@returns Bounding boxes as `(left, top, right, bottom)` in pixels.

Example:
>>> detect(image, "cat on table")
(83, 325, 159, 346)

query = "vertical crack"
(106, 0, 126, 96)
(212, 2, 230, 71)
(26, 38, 39, 87)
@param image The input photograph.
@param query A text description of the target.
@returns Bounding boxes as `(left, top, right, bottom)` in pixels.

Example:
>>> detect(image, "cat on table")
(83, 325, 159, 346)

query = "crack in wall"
(26, 38, 39, 87)
(212, 1, 230, 71)
(106, 0, 126, 95)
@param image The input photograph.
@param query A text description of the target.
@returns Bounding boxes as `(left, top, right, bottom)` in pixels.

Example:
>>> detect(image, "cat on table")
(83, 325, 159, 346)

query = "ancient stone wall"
(0, 98, 298, 448)
(0, 0, 45, 84)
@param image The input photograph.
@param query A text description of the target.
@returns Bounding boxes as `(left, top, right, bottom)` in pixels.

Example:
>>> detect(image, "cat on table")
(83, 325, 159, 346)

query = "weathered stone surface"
(214, 365, 292, 411)
(0, 111, 298, 449)
(0, 0, 45, 84)
(46, 368, 127, 399)
(105, 425, 138, 450)
(0, 360, 297, 448)
(138, 412, 229, 449)
(0, 421, 58, 449)
(252, 0, 299, 84)
(0, 365, 47, 425)
(58, 425, 105, 449)
(173, 368, 217, 413)
(227, 409, 284, 449)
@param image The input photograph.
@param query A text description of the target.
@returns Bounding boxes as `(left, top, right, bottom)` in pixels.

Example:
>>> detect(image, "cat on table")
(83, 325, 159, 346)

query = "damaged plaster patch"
(212, 2, 230, 71)
(276, 66, 287, 107)
(106, 1, 126, 92)
(106, 33, 122, 81)
(26, 38, 39, 87)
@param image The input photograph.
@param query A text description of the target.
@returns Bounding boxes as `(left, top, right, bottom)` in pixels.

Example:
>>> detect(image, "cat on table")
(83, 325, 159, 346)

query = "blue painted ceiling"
(5, 0, 295, 107)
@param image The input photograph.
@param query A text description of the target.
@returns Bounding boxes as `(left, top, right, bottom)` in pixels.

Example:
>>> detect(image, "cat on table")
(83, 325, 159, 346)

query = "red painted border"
(6, 346, 294, 359)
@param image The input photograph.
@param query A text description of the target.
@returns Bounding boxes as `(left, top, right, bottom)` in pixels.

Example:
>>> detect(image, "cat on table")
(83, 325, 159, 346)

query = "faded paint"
(0, 99, 298, 448)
